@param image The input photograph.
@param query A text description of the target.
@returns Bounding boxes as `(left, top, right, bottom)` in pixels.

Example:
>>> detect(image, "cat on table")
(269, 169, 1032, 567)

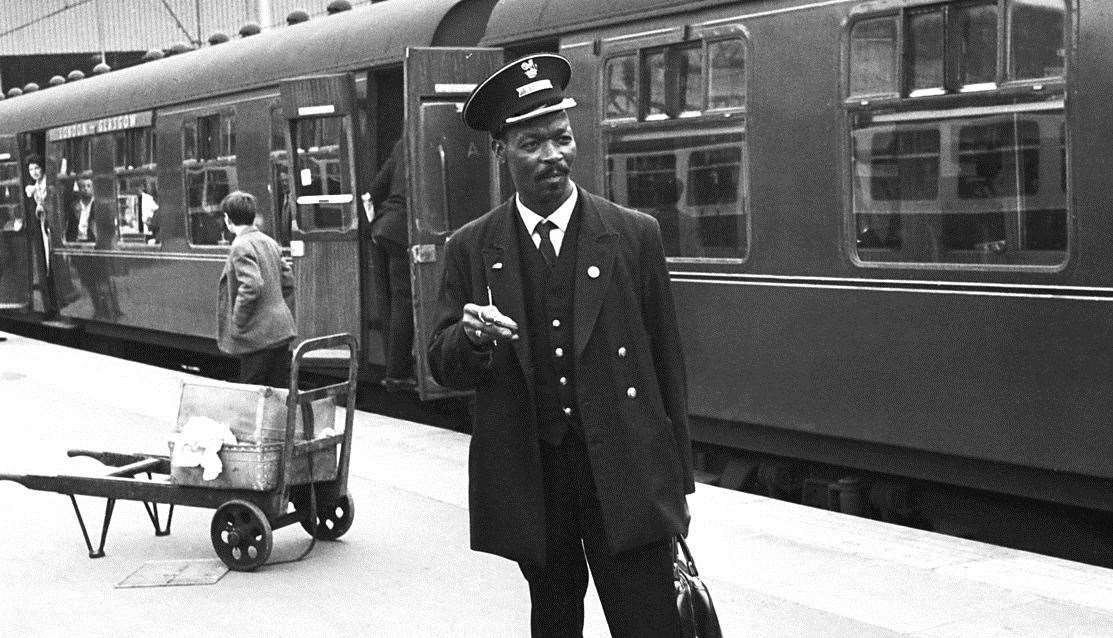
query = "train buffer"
(2, 330, 1113, 635)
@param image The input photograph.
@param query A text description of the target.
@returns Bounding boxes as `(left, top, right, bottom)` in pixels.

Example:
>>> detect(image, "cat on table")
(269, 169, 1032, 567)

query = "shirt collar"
(516, 181, 577, 234)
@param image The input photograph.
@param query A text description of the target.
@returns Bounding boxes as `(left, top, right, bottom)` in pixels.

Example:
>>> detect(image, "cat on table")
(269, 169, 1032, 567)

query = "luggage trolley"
(0, 334, 359, 571)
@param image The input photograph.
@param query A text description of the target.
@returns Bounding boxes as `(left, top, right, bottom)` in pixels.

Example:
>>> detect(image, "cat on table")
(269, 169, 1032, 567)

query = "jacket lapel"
(483, 199, 532, 382)
(573, 190, 617, 361)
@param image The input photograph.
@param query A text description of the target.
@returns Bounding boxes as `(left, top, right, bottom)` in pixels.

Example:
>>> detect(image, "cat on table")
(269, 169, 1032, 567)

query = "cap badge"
(521, 59, 539, 79)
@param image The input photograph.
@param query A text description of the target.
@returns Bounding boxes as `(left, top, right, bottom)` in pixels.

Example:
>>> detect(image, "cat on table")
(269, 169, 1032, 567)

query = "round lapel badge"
(587, 266, 600, 279)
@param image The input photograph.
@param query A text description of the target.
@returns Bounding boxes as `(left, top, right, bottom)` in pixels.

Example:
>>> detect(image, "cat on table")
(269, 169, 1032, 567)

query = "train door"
(405, 47, 504, 400)
(0, 135, 31, 312)
(279, 73, 366, 351)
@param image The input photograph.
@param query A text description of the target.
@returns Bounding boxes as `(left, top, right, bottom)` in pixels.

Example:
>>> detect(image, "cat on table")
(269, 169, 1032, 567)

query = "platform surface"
(3, 331, 1113, 636)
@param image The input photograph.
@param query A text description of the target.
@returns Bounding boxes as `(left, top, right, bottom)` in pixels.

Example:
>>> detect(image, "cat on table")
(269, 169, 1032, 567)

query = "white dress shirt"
(77, 199, 93, 240)
(515, 182, 578, 257)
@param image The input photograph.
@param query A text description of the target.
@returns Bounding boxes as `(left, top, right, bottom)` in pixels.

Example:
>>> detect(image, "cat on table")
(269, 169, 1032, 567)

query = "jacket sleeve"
(369, 141, 398, 206)
(231, 243, 263, 329)
(426, 233, 494, 389)
(640, 216, 695, 494)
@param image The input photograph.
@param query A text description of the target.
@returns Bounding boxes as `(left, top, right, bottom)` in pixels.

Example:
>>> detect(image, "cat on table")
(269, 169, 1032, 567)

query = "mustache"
(538, 165, 569, 178)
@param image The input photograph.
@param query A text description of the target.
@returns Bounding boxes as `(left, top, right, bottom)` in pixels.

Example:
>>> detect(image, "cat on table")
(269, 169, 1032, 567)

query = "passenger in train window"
(215, 191, 297, 387)
(65, 177, 96, 242)
(369, 137, 415, 391)
(429, 54, 693, 638)
(141, 188, 160, 243)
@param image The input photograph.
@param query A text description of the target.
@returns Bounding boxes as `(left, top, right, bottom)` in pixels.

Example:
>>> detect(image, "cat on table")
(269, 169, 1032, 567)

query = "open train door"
(279, 74, 366, 361)
(406, 47, 504, 400)
(0, 136, 32, 313)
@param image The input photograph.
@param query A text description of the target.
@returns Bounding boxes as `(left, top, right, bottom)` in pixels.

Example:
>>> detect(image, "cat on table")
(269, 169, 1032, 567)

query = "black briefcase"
(674, 536, 722, 638)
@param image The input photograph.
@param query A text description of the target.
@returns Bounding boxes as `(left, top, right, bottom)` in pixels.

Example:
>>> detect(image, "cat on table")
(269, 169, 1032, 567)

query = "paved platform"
(3, 331, 1113, 636)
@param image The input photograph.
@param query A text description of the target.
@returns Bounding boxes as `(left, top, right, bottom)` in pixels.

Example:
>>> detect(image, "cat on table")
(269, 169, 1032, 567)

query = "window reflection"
(954, 3, 997, 87)
(114, 127, 158, 243)
(709, 40, 746, 108)
(607, 131, 747, 259)
(605, 55, 637, 119)
(849, 17, 898, 96)
(909, 9, 945, 93)
(1010, 0, 1066, 79)
(0, 162, 22, 230)
(291, 116, 354, 231)
(183, 113, 237, 245)
(852, 111, 1066, 264)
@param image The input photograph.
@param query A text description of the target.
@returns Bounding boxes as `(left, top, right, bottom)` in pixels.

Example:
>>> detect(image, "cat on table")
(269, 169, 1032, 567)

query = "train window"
(952, 2, 998, 89)
(708, 40, 746, 109)
(0, 161, 22, 230)
(183, 113, 237, 245)
(606, 130, 748, 259)
(604, 55, 638, 120)
(908, 8, 945, 95)
(1009, 0, 1065, 80)
(602, 33, 749, 260)
(849, 17, 898, 97)
(846, 0, 1068, 268)
(644, 45, 703, 120)
(867, 128, 940, 201)
(114, 128, 158, 244)
(644, 50, 668, 120)
(291, 116, 353, 231)
(182, 121, 197, 160)
(269, 106, 291, 246)
(51, 135, 96, 244)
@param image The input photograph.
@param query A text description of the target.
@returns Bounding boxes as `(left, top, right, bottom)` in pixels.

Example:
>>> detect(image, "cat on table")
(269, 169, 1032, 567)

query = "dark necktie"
(534, 219, 557, 268)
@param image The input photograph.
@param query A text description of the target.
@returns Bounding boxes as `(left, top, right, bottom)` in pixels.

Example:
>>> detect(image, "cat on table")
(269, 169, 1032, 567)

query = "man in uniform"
(427, 54, 694, 637)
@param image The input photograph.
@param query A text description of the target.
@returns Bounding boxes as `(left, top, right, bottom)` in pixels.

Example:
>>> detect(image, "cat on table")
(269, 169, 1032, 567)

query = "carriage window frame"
(51, 135, 97, 246)
(268, 104, 292, 246)
(113, 126, 160, 245)
(598, 25, 751, 265)
(182, 110, 238, 247)
(844, 0, 1070, 272)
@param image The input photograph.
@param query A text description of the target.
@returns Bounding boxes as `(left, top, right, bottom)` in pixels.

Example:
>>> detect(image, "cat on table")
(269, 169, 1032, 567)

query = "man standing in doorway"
(427, 54, 694, 637)
(370, 137, 416, 391)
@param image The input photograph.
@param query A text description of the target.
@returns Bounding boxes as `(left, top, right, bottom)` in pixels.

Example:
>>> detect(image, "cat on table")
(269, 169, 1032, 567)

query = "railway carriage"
(0, 0, 1107, 529)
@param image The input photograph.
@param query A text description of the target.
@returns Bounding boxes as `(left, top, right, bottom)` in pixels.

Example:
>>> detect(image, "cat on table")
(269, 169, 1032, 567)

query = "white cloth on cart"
(170, 416, 238, 480)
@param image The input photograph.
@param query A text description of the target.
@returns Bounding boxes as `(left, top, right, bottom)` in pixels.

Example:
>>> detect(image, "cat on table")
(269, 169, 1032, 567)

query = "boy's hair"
(221, 190, 257, 226)
(25, 154, 43, 170)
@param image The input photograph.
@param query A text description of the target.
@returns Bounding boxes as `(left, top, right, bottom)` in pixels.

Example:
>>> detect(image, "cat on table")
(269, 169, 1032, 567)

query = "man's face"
(27, 163, 42, 181)
(77, 179, 94, 200)
(496, 111, 576, 214)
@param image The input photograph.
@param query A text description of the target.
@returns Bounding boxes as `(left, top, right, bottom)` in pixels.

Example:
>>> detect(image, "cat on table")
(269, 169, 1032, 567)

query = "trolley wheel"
(298, 490, 355, 540)
(210, 500, 273, 571)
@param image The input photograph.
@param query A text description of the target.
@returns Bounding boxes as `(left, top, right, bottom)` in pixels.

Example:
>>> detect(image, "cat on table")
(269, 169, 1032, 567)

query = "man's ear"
(490, 137, 506, 163)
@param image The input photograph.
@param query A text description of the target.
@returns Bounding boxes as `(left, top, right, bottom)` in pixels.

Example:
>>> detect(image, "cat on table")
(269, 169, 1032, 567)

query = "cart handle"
(280, 333, 359, 494)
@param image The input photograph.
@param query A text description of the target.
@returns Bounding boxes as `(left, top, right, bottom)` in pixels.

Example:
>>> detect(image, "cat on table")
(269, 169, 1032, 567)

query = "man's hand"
(463, 303, 519, 347)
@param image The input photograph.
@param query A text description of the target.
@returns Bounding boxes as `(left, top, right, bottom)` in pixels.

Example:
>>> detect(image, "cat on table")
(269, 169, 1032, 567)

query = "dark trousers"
(237, 342, 291, 388)
(520, 432, 680, 638)
(27, 213, 57, 315)
(371, 237, 414, 379)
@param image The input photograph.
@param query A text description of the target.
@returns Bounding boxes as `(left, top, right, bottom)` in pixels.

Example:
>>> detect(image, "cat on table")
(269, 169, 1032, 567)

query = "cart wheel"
(211, 500, 273, 571)
(299, 491, 355, 540)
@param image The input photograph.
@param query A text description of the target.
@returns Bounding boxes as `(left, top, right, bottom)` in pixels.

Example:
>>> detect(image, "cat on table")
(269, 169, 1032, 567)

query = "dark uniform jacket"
(369, 138, 408, 246)
(428, 187, 694, 565)
(216, 227, 296, 356)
